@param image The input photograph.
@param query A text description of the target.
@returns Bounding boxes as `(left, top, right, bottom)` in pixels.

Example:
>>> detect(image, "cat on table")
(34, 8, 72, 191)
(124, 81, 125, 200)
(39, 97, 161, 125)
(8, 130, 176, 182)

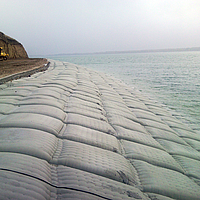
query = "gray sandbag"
(132, 160, 200, 200)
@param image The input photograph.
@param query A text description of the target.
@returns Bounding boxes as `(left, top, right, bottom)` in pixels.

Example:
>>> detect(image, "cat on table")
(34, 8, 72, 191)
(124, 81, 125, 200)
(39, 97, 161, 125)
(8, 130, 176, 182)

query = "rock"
(0, 32, 28, 59)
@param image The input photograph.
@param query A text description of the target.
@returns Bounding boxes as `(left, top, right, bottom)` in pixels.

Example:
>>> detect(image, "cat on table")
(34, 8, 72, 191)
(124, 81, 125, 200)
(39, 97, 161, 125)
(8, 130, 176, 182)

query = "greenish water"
(48, 51, 200, 132)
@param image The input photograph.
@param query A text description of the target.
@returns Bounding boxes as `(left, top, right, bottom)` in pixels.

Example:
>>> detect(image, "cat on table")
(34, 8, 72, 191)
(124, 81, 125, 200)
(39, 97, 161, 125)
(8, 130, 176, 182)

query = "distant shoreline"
(41, 47, 200, 57)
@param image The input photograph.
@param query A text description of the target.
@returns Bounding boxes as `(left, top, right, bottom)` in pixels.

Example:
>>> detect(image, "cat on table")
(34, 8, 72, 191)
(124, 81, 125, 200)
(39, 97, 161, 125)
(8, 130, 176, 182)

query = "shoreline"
(0, 60, 200, 199)
(42, 46, 200, 57)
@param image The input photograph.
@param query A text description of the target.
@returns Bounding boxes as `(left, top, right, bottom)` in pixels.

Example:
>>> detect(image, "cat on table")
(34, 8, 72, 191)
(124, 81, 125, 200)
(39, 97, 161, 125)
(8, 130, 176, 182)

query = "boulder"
(0, 32, 28, 59)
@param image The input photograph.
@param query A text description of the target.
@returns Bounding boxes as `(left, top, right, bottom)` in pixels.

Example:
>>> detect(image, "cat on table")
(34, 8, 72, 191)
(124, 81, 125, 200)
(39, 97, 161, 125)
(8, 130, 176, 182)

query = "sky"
(1, 0, 200, 56)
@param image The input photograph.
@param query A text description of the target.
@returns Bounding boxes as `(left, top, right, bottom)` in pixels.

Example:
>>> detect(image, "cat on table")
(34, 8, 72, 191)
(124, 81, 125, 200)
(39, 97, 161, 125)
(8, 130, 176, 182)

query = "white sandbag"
(138, 118, 175, 132)
(147, 193, 176, 200)
(56, 165, 149, 200)
(0, 152, 55, 183)
(132, 160, 200, 200)
(66, 113, 116, 135)
(132, 109, 164, 123)
(0, 103, 16, 114)
(11, 104, 67, 122)
(121, 140, 184, 173)
(20, 97, 65, 109)
(65, 103, 106, 116)
(65, 106, 107, 122)
(145, 126, 188, 145)
(0, 128, 58, 161)
(173, 155, 200, 179)
(52, 140, 138, 186)
(63, 124, 121, 153)
(115, 125, 164, 150)
(156, 139, 200, 161)
(0, 171, 56, 200)
(0, 113, 64, 136)
(183, 138, 200, 151)
(70, 92, 102, 106)
(108, 115, 148, 134)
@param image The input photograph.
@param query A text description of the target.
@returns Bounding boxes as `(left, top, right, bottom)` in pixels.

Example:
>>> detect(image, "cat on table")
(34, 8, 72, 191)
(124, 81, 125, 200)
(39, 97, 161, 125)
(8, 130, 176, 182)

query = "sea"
(47, 51, 200, 133)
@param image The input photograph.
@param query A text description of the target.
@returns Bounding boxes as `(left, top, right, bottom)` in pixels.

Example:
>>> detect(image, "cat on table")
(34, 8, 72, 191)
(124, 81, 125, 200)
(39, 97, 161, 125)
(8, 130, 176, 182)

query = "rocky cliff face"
(0, 32, 28, 59)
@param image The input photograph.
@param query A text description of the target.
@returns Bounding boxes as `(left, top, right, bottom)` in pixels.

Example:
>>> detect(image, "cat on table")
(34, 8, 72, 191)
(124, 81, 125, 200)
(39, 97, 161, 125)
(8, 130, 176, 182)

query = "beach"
(0, 59, 200, 199)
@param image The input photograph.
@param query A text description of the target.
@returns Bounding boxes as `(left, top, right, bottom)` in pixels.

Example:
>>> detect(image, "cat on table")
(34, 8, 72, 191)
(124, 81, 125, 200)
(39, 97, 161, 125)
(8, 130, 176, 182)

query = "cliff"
(0, 31, 28, 59)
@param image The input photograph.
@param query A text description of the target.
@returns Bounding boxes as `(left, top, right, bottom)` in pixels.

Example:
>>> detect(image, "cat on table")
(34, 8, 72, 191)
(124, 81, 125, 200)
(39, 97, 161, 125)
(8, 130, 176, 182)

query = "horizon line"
(31, 46, 200, 57)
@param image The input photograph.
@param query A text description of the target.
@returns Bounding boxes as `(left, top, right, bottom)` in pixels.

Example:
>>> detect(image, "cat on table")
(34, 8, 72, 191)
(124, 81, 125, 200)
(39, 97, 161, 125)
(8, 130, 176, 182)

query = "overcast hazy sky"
(1, 0, 200, 56)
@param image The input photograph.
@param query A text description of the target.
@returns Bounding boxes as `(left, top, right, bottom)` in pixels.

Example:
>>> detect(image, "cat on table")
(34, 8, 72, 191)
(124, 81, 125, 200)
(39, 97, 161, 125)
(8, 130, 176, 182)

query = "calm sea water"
(48, 51, 200, 132)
